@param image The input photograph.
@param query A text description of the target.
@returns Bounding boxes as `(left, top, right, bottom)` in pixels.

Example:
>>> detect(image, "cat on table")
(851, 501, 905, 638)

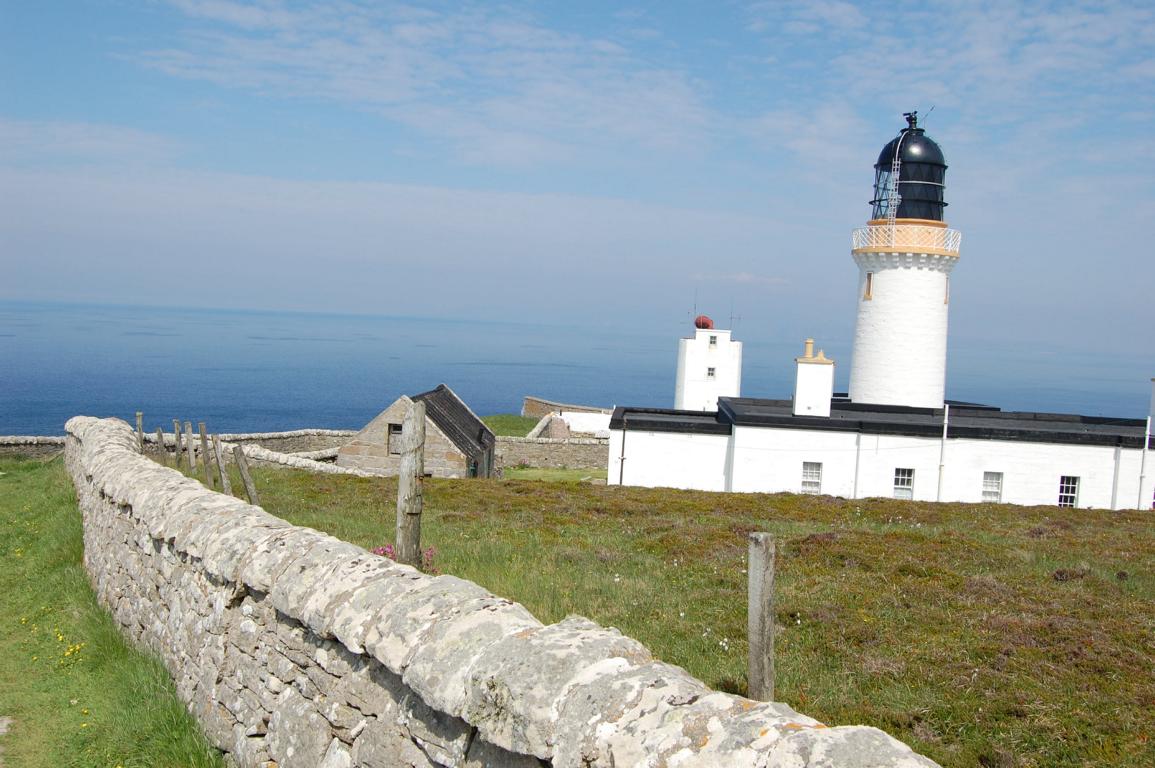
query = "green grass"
(504, 466, 608, 482)
(237, 466, 1155, 768)
(481, 413, 540, 436)
(0, 457, 224, 768)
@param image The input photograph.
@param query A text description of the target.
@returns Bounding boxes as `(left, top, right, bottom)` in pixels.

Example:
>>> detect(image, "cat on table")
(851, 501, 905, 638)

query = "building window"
(864, 272, 874, 300)
(893, 467, 914, 500)
(982, 471, 1003, 503)
(801, 462, 822, 494)
(388, 423, 404, 455)
(1058, 476, 1079, 508)
(709, 335, 717, 346)
(706, 367, 716, 378)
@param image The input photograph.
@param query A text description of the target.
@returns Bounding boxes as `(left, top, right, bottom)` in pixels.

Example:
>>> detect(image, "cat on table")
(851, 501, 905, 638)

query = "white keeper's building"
(609, 113, 1154, 510)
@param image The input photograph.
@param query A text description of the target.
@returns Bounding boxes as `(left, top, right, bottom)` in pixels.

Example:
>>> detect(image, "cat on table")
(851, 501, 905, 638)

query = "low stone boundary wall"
(217, 430, 355, 454)
(66, 416, 938, 768)
(495, 436, 609, 471)
(0, 436, 66, 458)
(521, 397, 611, 420)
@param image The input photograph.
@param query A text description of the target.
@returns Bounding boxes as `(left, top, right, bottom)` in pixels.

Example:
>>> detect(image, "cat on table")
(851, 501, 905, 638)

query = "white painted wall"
(793, 361, 835, 417)
(607, 429, 729, 491)
(611, 423, 1154, 509)
(848, 251, 956, 409)
(560, 411, 611, 436)
(674, 328, 742, 411)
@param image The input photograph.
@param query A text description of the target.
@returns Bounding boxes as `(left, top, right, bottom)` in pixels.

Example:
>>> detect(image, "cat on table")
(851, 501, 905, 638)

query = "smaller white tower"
(793, 338, 834, 417)
(674, 315, 742, 411)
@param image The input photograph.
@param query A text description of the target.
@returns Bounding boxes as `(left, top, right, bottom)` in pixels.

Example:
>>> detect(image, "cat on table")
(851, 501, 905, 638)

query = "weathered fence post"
(395, 400, 426, 567)
(747, 532, 776, 701)
(184, 422, 197, 472)
(232, 445, 259, 505)
(154, 427, 168, 466)
(135, 411, 144, 452)
(213, 435, 233, 495)
(172, 419, 185, 470)
(198, 422, 214, 489)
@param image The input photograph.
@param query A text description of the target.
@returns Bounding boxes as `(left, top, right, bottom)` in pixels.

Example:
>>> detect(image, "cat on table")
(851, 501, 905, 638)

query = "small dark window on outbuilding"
(388, 423, 404, 455)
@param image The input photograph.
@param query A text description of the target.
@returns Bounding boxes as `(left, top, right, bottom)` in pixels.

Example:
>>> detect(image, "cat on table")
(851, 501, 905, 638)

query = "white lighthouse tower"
(675, 315, 742, 411)
(848, 112, 962, 409)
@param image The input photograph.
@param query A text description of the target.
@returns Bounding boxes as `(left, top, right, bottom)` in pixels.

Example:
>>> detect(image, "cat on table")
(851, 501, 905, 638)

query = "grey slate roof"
(412, 384, 496, 458)
(610, 397, 1153, 450)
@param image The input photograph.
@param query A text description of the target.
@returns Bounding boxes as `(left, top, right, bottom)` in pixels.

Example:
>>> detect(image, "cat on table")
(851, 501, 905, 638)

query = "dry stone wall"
(0, 436, 66, 458)
(495, 437, 608, 471)
(66, 416, 939, 768)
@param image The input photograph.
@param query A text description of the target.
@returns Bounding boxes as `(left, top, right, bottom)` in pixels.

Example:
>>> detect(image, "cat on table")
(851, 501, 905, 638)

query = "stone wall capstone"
(66, 416, 939, 768)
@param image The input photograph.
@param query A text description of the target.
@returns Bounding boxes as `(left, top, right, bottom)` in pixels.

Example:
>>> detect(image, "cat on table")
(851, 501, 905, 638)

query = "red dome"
(694, 315, 714, 330)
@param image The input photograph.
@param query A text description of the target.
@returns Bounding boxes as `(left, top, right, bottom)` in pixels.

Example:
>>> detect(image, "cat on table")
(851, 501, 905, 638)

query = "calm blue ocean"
(1, 301, 1150, 435)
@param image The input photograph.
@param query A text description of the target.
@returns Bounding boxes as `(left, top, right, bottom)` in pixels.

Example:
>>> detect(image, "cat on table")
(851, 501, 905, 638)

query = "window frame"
(893, 467, 914, 500)
(387, 423, 404, 456)
(801, 461, 822, 495)
(982, 471, 1003, 503)
(1058, 475, 1079, 508)
(706, 367, 716, 379)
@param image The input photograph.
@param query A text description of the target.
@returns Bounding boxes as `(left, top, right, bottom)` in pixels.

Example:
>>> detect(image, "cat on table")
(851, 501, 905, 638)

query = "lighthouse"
(847, 112, 962, 409)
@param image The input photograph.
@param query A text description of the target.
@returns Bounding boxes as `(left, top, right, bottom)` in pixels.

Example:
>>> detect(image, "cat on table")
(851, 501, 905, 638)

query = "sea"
(1, 301, 1151, 436)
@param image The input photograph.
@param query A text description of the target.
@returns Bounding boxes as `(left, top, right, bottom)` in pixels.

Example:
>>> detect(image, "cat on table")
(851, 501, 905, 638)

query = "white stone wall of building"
(728, 427, 860, 497)
(613, 424, 1153, 510)
(848, 253, 954, 409)
(674, 329, 742, 412)
(607, 430, 729, 491)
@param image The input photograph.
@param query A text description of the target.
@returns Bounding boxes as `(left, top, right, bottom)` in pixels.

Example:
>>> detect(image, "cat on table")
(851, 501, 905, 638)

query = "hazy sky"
(2, 0, 1153, 361)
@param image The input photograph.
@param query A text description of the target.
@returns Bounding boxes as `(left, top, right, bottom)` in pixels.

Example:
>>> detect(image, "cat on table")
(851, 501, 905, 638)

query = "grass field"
(6, 452, 1154, 767)
(241, 465, 1154, 768)
(503, 466, 608, 482)
(480, 413, 540, 436)
(0, 457, 224, 768)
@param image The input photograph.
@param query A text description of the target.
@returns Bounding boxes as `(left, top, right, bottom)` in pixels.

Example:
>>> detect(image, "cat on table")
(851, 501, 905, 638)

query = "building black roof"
(412, 384, 496, 458)
(610, 397, 1153, 450)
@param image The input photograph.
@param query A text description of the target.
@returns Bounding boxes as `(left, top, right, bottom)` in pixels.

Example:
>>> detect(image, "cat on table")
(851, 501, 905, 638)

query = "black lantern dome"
(870, 112, 947, 221)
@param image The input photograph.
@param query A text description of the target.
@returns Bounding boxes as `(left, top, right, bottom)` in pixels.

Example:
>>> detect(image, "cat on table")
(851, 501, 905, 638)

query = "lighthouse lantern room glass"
(870, 111, 948, 222)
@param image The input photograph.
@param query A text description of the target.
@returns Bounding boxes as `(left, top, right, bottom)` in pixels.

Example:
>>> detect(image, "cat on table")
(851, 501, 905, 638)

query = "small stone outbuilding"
(337, 384, 496, 478)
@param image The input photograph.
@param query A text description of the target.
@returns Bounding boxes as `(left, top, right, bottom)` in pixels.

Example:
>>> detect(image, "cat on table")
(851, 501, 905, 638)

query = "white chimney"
(793, 338, 835, 417)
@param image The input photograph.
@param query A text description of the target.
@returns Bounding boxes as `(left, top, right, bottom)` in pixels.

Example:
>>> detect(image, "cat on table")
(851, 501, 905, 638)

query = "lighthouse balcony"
(852, 219, 962, 257)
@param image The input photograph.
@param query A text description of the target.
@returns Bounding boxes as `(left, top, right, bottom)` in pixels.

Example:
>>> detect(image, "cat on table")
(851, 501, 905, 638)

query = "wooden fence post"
(395, 400, 426, 567)
(154, 427, 168, 466)
(747, 532, 776, 701)
(184, 421, 196, 472)
(198, 422, 214, 489)
(232, 445, 259, 505)
(135, 411, 144, 452)
(213, 435, 233, 495)
(172, 419, 185, 470)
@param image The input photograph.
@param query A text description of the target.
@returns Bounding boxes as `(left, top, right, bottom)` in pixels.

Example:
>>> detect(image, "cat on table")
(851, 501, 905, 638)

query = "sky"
(1, 0, 1153, 367)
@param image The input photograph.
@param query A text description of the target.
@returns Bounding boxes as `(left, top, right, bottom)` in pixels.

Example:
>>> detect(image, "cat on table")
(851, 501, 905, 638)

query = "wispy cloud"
(140, 1, 712, 166)
(0, 119, 178, 166)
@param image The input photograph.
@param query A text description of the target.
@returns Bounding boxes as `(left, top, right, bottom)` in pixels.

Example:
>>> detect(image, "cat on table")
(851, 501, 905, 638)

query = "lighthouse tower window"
(893, 467, 915, 499)
(864, 272, 874, 300)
